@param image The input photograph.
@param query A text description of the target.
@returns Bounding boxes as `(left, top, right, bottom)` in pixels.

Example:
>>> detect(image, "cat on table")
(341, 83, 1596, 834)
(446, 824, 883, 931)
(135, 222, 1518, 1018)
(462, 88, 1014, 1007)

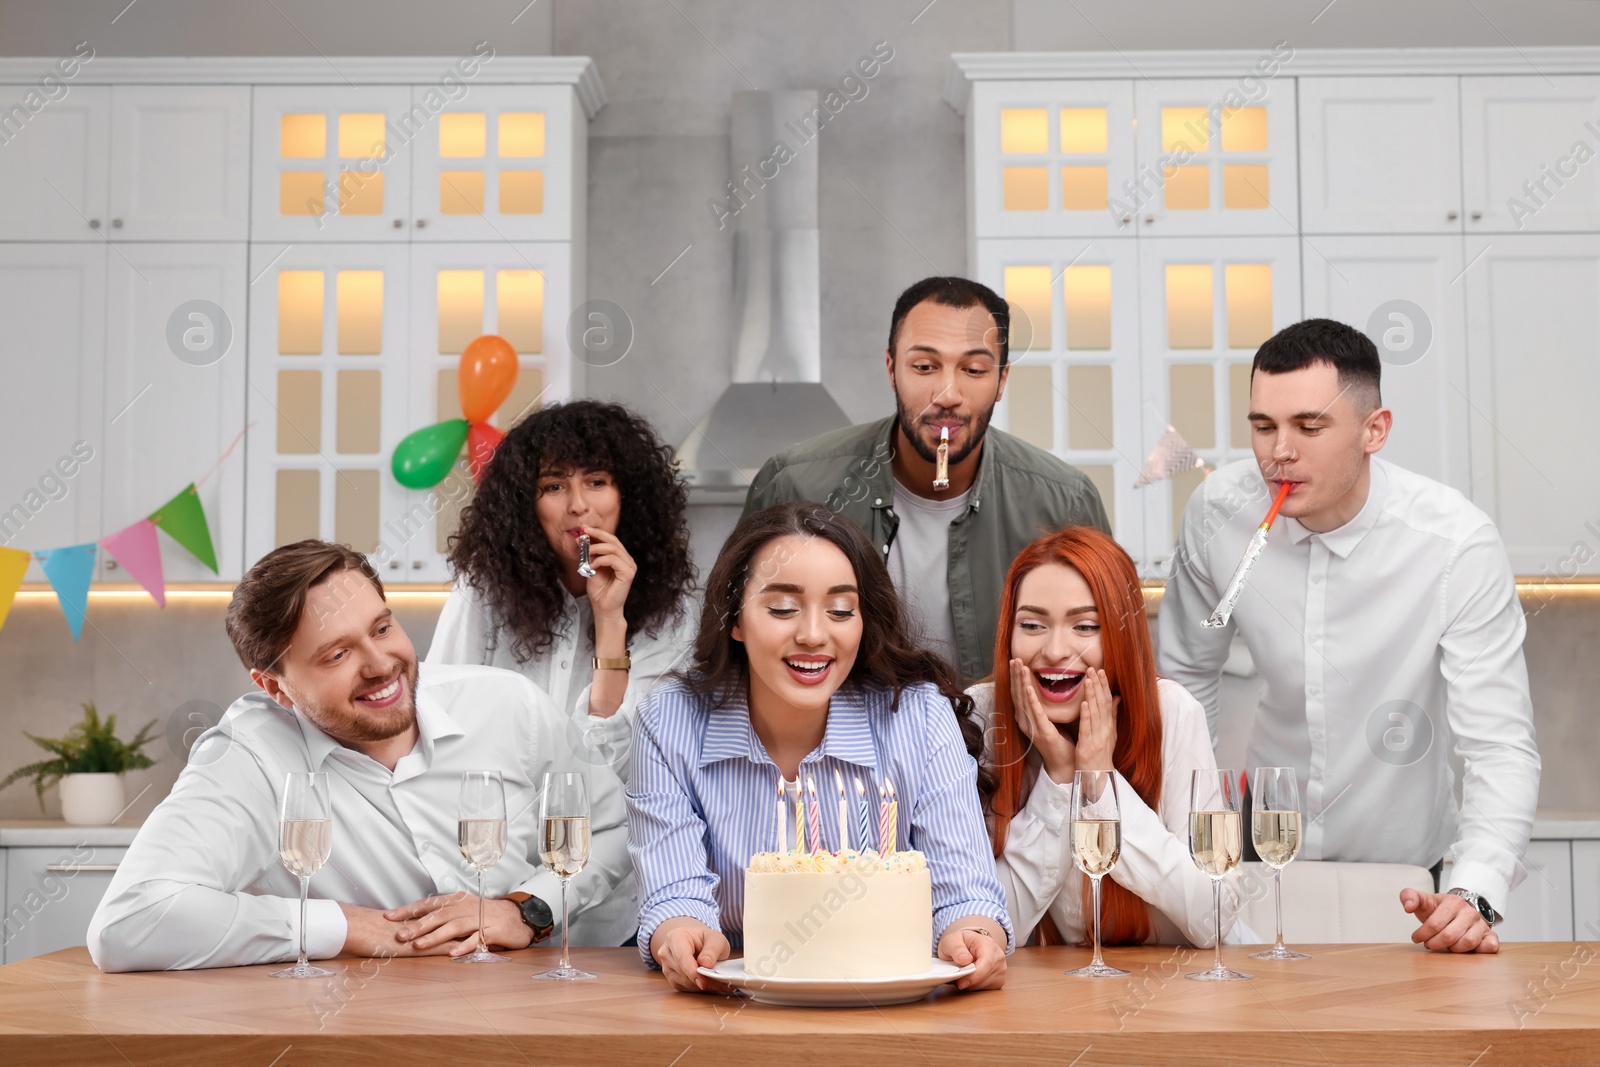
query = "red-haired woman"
(974, 526, 1248, 947)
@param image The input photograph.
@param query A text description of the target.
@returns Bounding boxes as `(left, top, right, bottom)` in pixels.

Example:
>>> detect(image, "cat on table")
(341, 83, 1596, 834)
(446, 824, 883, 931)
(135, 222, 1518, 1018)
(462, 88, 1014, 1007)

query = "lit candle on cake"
(834, 770, 850, 852)
(885, 779, 898, 855)
(775, 776, 786, 853)
(806, 775, 821, 855)
(855, 778, 872, 855)
(878, 781, 889, 854)
(792, 784, 804, 856)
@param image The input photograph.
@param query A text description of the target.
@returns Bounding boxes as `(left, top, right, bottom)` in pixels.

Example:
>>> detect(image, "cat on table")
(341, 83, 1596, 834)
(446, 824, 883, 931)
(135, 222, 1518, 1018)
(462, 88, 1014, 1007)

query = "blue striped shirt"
(626, 675, 1014, 964)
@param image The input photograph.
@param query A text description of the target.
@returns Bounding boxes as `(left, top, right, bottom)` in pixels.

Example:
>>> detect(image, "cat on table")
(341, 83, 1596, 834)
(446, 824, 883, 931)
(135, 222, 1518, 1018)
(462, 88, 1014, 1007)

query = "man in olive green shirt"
(743, 276, 1110, 682)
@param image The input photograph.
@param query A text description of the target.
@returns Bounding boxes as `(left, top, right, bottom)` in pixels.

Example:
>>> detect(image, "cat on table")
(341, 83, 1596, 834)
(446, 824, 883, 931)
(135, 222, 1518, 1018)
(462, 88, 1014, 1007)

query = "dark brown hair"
(226, 540, 384, 672)
(686, 502, 995, 802)
(887, 276, 1011, 368)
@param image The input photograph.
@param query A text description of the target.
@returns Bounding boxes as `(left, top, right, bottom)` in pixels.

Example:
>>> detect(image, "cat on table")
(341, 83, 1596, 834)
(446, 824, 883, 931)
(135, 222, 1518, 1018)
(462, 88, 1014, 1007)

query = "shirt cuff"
(512, 868, 568, 927)
(1445, 860, 1512, 920)
(636, 900, 724, 966)
(303, 897, 348, 960)
(1021, 767, 1073, 832)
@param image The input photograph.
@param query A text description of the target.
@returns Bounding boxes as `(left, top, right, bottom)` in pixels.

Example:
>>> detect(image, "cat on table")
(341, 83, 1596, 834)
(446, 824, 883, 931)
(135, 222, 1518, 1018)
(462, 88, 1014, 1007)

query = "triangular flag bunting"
(1134, 424, 1208, 488)
(0, 546, 29, 633)
(35, 542, 97, 642)
(149, 483, 217, 574)
(101, 518, 166, 607)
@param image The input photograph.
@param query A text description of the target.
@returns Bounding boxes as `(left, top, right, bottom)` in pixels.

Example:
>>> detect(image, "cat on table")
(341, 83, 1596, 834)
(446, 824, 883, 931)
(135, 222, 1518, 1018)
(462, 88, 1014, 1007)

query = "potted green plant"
(0, 703, 159, 825)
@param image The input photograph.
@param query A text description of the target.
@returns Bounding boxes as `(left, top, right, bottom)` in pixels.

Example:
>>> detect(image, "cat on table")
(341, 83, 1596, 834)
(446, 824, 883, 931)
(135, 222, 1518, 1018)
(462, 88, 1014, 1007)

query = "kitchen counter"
(0, 821, 141, 847)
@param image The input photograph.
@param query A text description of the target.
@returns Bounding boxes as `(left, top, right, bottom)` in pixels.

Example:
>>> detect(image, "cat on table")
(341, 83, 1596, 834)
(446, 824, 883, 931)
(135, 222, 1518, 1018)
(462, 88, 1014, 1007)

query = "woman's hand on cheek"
(1009, 658, 1075, 784)
(1076, 668, 1119, 772)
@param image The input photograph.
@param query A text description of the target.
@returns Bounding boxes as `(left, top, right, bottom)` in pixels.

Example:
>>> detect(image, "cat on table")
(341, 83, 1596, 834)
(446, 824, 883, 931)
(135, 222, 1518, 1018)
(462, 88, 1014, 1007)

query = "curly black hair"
(447, 400, 695, 664)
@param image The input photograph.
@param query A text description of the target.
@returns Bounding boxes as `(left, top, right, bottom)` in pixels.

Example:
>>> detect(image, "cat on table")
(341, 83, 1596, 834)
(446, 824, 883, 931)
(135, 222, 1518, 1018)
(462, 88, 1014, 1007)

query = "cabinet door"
(1138, 236, 1301, 569)
(2, 845, 127, 964)
(1299, 77, 1463, 234)
(404, 242, 574, 581)
(0, 244, 106, 580)
(976, 238, 1146, 567)
(102, 244, 248, 581)
(109, 86, 250, 241)
(1462, 76, 1600, 233)
(245, 243, 412, 573)
(1496, 840, 1573, 941)
(1463, 235, 1600, 573)
(1132, 79, 1298, 237)
(0, 85, 110, 240)
(409, 85, 577, 243)
(1301, 235, 1471, 494)
(968, 80, 1137, 239)
(1573, 841, 1600, 942)
(251, 87, 414, 243)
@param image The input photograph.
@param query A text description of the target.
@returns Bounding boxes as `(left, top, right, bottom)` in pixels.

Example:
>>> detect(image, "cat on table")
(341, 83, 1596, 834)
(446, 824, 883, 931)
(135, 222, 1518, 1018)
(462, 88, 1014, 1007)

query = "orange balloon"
(458, 335, 518, 423)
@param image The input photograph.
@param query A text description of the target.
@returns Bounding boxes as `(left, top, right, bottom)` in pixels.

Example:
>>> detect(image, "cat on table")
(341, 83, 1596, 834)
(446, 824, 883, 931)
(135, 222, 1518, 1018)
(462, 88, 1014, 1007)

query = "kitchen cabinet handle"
(1447, 210, 1459, 221)
(1119, 213, 1131, 223)
(388, 560, 401, 569)
(1143, 214, 1155, 224)
(112, 219, 124, 228)
(45, 863, 119, 873)
(1471, 210, 1483, 221)
(105, 559, 119, 570)
(392, 219, 404, 228)
(415, 218, 429, 229)
(411, 560, 423, 569)
(89, 219, 101, 229)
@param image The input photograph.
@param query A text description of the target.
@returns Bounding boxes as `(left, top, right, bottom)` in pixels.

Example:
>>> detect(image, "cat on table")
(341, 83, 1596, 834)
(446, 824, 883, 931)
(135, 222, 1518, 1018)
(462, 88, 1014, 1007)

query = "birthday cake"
(741, 850, 932, 979)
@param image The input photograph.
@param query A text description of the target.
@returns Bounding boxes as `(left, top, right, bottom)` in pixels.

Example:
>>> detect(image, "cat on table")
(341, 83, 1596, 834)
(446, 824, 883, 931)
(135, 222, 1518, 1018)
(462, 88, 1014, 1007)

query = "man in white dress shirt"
(88, 540, 632, 972)
(1159, 319, 1540, 954)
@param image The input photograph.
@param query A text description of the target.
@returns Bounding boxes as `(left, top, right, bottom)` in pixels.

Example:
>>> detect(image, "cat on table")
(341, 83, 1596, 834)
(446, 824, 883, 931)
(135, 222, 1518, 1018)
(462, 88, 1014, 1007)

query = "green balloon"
(392, 418, 469, 489)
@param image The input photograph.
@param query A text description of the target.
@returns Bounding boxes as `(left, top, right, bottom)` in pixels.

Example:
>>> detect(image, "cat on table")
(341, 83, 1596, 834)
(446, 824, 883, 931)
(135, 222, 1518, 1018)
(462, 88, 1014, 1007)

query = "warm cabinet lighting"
(1059, 108, 1108, 153)
(1008, 364, 1053, 450)
(1220, 106, 1268, 152)
(280, 114, 326, 158)
(440, 112, 487, 157)
(277, 270, 325, 354)
(1000, 108, 1049, 154)
(335, 370, 382, 455)
(1163, 164, 1210, 210)
(1063, 265, 1111, 350)
(338, 170, 383, 214)
(1003, 265, 1052, 350)
(1169, 364, 1216, 450)
(338, 113, 385, 158)
(277, 469, 320, 545)
(336, 270, 384, 355)
(496, 270, 544, 353)
(335, 469, 380, 552)
(499, 112, 545, 157)
(1162, 107, 1209, 153)
(1224, 264, 1273, 348)
(1002, 166, 1049, 211)
(1224, 164, 1269, 209)
(499, 171, 544, 214)
(440, 171, 486, 215)
(1229, 363, 1253, 448)
(276, 370, 321, 454)
(437, 270, 485, 353)
(1061, 166, 1108, 211)
(1066, 364, 1113, 449)
(1165, 264, 1214, 349)
(279, 172, 324, 216)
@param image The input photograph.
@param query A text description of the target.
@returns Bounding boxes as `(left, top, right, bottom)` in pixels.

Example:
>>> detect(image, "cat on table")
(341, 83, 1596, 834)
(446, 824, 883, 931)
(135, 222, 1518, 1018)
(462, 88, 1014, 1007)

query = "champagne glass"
(532, 771, 595, 981)
(271, 771, 336, 979)
(1249, 766, 1310, 961)
(1066, 769, 1128, 978)
(456, 770, 511, 963)
(1185, 769, 1252, 982)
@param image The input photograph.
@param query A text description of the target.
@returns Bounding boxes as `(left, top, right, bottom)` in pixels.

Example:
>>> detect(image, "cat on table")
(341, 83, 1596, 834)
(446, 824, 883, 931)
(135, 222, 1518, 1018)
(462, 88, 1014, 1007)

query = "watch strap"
(505, 891, 555, 942)
(1448, 887, 1498, 926)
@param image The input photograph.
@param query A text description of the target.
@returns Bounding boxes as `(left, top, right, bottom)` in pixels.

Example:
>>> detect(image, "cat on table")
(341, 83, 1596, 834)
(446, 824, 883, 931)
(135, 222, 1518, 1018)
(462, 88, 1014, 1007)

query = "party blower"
(1202, 481, 1292, 629)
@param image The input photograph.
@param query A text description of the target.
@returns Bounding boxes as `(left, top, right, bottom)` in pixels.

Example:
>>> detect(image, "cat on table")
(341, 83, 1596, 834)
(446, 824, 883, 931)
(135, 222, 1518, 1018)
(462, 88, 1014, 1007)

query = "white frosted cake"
(741, 850, 932, 979)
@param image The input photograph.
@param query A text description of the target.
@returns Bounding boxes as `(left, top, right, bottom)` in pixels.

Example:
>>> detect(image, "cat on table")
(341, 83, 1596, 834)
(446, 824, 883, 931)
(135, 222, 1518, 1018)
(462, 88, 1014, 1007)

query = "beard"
(298, 659, 420, 745)
(893, 391, 995, 466)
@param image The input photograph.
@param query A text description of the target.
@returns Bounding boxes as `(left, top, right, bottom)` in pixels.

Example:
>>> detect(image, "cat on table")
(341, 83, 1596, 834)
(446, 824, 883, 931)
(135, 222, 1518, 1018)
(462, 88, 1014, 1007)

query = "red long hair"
(989, 526, 1162, 946)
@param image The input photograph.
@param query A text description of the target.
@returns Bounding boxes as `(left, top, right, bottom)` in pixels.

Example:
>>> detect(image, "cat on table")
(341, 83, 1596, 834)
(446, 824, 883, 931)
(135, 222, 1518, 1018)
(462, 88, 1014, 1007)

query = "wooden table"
(2, 943, 1598, 1066)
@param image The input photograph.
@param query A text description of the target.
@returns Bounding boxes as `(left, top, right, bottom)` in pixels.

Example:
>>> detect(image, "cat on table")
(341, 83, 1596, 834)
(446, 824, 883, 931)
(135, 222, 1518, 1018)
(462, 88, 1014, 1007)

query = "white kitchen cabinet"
(0, 85, 110, 240)
(1463, 235, 1600, 574)
(250, 86, 415, 243)
(1300, 235, 1471, 495)
(101, 243, 248, 581)
(1572, 841, 1600, 942)
(967, 80, 1138, 240)
(108, 86, 250, 242)
(244, 242, 414, 572)
(1462, 76, 1600, 233)
(1298, 77, 1463, 235)
(1132, 79, 1298, 237)
(1138, 236, 1301, 570)
(408, 85, 580, 243)
(2, 844, 126, 964)
(0, 244, 106, 581)
(1498, 841, 1574, 942)
(976, 237, 1146, 566)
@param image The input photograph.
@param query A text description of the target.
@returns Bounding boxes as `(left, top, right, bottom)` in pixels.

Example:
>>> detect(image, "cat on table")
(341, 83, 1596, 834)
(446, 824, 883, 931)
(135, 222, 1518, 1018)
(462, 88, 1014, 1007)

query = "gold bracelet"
(593, 656, 631, 671)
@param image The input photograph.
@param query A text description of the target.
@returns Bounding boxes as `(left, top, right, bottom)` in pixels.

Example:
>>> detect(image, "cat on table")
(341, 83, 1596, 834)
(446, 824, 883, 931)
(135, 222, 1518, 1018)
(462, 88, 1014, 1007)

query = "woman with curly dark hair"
(626, 503, 1012, 994)
(429, 400, 697, 798)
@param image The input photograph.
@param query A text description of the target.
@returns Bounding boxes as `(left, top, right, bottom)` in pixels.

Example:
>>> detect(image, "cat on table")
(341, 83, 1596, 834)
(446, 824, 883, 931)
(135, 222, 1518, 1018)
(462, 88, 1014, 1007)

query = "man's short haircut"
(887, 276, 1011, 368)
(1252, 318, 1383, 412)
(226, 540, 384, 672)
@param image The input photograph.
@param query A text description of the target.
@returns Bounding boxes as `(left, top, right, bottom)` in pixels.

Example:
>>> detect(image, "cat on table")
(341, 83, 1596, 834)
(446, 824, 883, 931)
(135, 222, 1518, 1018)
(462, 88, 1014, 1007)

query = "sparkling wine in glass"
(271, 771, 336, 979)
(532, 771, 595, 981)
(1186, 768, 1251, 982)
(1249, 766, 1310, 961)
(456, 770, 510, 963)
(1066, 769, 1128, 978)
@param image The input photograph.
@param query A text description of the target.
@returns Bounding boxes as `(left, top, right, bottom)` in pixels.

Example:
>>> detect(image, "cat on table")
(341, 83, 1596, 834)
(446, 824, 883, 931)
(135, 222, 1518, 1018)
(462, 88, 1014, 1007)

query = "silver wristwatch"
(1447, 887, 1498, 926)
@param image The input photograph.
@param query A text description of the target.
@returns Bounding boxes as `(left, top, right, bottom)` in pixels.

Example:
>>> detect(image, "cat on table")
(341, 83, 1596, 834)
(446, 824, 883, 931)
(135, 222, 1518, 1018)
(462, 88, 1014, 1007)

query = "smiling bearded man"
(88, 539, 631, 972)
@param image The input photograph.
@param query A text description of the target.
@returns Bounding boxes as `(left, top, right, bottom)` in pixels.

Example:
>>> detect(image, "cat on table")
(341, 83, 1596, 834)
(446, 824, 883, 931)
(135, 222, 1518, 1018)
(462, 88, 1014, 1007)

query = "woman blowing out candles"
(627, 503, 1013, 993)
(977, 527, 1249, 948)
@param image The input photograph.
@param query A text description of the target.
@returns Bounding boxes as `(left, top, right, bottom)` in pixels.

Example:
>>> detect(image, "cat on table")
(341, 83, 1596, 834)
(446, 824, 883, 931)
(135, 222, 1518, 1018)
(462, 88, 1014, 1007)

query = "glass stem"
(1273, 867, 1286, 951)
(477, 868, 487, 954)
(558, 876, 572, 971)
(297, 874, 310, 969)
(1212, 877, 1223, 972)
(1090, 874, 1105, 967)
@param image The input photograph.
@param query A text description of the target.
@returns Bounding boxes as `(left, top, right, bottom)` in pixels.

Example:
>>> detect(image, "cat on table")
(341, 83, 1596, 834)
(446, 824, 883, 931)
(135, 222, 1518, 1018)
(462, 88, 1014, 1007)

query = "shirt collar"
(698, 683, 882, 775)
(1284, 458, 1388, 559)
(288, 675, 463, 770)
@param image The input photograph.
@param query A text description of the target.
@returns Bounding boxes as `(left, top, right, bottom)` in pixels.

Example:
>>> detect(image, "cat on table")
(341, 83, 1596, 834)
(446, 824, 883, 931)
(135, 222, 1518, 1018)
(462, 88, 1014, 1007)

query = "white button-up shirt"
(88, 663, 633, 972)
(973, 680, 1249, 947)
(1159, 457, 1540, 912)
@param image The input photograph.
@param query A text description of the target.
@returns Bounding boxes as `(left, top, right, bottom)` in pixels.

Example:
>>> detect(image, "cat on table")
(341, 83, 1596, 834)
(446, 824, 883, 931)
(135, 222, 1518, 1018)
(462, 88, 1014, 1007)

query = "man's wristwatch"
(505, 891, 555, 942)
(1448, 887, 1499, 926)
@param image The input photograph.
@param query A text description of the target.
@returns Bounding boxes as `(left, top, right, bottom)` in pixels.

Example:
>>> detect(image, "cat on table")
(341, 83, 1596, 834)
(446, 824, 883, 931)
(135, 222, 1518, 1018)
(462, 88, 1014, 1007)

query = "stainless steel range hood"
(677, 90, 851, 494)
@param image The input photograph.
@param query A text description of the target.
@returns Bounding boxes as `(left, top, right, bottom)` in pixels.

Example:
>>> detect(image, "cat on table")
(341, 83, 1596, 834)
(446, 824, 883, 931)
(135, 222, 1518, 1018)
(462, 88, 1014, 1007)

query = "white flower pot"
(60, 773, 124, 826)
